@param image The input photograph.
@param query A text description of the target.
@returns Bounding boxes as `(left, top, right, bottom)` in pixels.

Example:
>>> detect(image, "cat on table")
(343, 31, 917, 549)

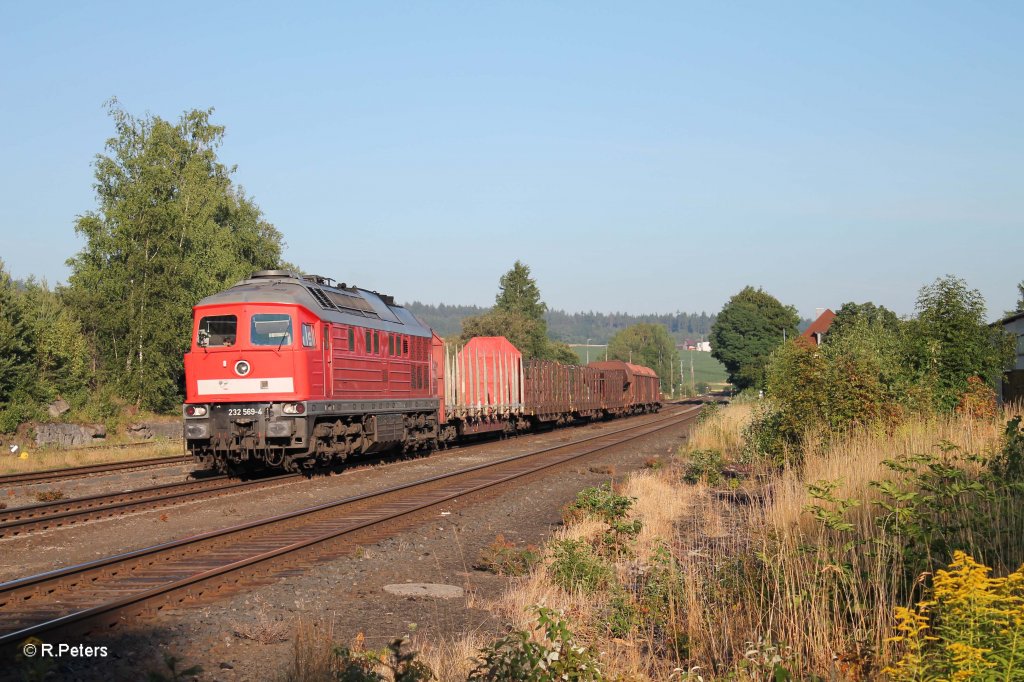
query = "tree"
(0, 261, 35, 406)
(710, 286, 799, 390)
(460, 309, 547, 359)
(1011, 281, 1024, 315)
(459, 262, 576, 363)
(19, 278, 92, 405)
(495, 260, 547, 321)
(906, 276, 1014, 411)
(607, 323, 677, 390)
(65, 101, 285, 410)
(826, 301, 901, 344)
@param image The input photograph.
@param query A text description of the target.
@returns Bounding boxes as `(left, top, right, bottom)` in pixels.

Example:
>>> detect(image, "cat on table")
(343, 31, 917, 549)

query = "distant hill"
(404, 302, 724, 344)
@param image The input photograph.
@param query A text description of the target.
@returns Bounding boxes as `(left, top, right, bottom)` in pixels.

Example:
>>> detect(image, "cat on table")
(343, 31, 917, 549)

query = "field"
(677, 349, 729, 386)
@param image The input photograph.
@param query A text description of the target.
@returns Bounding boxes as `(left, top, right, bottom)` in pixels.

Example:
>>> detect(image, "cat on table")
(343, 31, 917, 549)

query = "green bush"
(600, 518, 643, 557)
(548, 539, 611, 593)
(742, 405, 793, 465)
(469, 607, 603, 682)
(564, 483, 635, 524)
(683, 449, 725, 485)
(604, 589, 639, 638)
(0, 390, 43, 434)
(332, 638, 433, 682)
(696, 400, 721, 424)
(636, 544, 686, 654)
(991, 416, 1024, 482)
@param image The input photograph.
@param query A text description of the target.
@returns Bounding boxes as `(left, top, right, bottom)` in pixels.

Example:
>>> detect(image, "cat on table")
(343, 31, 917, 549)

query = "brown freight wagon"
(588, 360, 661, 415)
(523, 360, 605, 422)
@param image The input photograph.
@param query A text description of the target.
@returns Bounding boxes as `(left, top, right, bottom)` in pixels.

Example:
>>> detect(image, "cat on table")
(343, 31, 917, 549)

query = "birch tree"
(66, 101, 284, 409)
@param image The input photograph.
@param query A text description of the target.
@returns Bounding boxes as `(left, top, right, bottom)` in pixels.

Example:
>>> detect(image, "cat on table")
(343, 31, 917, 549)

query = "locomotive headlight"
(234, 360, 251, 376)
(184, 405, 208, 418)
(282, 402, 306, 415)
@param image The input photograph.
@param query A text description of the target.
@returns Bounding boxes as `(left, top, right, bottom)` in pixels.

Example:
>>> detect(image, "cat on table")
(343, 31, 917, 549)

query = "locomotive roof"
(195, 271, 434, 337)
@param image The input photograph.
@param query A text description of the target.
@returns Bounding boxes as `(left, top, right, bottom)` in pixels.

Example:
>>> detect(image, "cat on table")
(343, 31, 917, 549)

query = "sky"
(1, 2, 1021, 321)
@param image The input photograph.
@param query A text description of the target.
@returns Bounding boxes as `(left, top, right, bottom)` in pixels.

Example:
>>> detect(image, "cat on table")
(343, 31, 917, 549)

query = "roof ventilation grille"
(306, 285, 339, 311)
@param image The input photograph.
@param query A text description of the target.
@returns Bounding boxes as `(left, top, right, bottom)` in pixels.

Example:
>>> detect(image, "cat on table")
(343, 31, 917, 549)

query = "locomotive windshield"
(251, 313, 293, 346)
(197, 315, 237, 347)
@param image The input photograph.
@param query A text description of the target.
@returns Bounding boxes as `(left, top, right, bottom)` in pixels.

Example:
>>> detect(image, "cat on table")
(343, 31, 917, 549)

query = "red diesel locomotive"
(183, 271, 660, 473)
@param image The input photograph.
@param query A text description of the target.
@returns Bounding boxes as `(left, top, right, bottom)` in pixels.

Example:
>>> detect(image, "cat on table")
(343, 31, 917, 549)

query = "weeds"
(563, 483, 634, 524)
(333, 638, 434, 682)
(474, 535, 541, 576)
(468, 607, 602, 681)
(548, 539, 611, 593)
(682, 449, 724, 485)
(233, 597, 289, 644)
(886, 551, 1024, 680)
(34, 489, 65, 502)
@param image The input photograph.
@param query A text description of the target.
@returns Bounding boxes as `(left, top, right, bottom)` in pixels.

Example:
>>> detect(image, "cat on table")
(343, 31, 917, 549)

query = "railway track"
(0, 453, 191, 488)
(0, 403, 700, 647)
(0, 472, 299, 539)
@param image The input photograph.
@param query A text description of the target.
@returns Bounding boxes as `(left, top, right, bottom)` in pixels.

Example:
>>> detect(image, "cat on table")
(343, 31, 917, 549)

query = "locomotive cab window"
(197, 315, 237, 347)
(302, 323, 315, 348)
(251, 314, 293, 346)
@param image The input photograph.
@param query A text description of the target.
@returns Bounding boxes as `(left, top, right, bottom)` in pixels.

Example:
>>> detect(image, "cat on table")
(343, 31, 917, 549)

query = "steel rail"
(0, 405, 696, 537)
(0, 405, 699, 646)
(0, 455, 192, 488)
(0, 473, 300, 539)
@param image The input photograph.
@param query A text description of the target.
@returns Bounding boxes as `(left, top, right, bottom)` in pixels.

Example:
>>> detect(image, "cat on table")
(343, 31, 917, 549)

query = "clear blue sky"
(1, 2, 1021, 321)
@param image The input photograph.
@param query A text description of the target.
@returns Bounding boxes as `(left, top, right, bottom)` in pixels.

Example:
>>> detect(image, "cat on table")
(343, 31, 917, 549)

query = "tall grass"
(687, 402, 752, 458)
(0, 440, 181, 475)
(680, 405, 1024, 677)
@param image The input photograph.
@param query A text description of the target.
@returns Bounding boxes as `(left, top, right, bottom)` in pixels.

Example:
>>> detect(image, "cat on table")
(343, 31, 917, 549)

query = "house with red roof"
(800, 309, 836, 346)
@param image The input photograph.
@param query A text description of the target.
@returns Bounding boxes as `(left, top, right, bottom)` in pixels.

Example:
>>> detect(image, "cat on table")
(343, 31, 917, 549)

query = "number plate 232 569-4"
(227, 407, 263, 417)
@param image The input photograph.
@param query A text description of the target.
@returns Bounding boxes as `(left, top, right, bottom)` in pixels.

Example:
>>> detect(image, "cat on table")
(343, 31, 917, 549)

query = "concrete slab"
(382, 583, 464, 599)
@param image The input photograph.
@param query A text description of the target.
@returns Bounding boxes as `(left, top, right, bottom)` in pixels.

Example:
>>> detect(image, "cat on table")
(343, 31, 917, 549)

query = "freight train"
(183, 270, 661, 474)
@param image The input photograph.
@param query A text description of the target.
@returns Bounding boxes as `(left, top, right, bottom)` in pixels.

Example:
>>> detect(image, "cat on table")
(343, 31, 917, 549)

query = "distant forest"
(403, 302, 719, 344)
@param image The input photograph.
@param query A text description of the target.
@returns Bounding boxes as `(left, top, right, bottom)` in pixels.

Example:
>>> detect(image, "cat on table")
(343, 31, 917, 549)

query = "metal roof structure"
(194, 271, 434, 338)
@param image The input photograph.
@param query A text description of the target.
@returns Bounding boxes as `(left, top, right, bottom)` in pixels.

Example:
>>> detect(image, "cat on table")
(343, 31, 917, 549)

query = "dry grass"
(687, 403, 753, 458)
(413, 633, 488, 682)
(464, 476, 704, 680)
(0, 440, 180, 475)
(233, 596, 289, 645)
(488, 519, 605, 632)
(767, 414, 1007, 536)
(729, 410, 1019, 676)
(280, 616, 337, 682)
(621, 470, 696, 548)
